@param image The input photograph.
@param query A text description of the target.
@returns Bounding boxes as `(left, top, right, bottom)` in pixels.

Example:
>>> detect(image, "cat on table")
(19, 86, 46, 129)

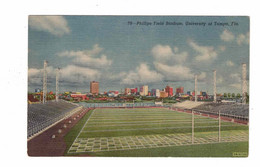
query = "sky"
(28, 16, 249, 94)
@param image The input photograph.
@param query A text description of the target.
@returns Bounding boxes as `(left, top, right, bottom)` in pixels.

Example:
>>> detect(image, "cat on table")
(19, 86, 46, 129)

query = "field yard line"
(68, 109, 96, 153)
(85, 120, 219, 127)
(88, 117, 213, 122)
(86, 118, 217, 124)
(82, 124, 244, 133)
(81, 125, 223, 133)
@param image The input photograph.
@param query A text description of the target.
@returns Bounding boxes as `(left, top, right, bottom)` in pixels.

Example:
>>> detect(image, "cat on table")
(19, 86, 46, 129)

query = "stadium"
(27, 16, 249, 157)
(27, 62, 249, 157)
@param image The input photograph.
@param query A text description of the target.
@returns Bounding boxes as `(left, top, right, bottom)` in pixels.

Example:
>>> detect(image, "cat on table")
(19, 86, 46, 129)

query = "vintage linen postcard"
(28, 16, 249, 157)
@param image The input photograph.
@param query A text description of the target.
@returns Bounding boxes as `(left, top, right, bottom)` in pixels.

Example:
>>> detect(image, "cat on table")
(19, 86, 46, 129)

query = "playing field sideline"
(67, 108, 248, 154)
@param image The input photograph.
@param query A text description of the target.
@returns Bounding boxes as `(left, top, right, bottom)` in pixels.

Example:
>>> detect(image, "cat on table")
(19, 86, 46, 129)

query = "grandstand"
(172, 101, 205, 109)
(27, 100, 82, 139)
(193, 102, 249, 119)
(172, 101, 249, 120)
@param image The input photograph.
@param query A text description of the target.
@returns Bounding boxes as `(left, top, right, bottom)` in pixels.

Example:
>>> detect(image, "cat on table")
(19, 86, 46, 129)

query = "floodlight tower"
(195, 75, 197, 102)
(56, 68, 60, 102)
(213, 70, 217, 103)
(242, 63, 247, 104)
(42, 60, 48, 104)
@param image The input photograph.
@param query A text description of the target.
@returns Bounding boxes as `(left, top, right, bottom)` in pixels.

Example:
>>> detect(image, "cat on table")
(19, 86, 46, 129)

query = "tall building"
(176, 87, 184, 94)
(140, 85, 149, 96)
(165, 85, 173, 97)
(90, 81, 99, 95)
(151, 89, 156, 96)
(130, 88, 138, 94)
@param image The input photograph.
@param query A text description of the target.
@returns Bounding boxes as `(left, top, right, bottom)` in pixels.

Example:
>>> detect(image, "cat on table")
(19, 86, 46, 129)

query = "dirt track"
(27, 108, 90, 156)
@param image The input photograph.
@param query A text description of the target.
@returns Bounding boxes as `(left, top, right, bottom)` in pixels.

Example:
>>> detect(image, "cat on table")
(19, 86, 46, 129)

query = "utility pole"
(195, 75, 197, 102)
(218, 110, 221, 142)
(242, 63, 247, 104)
(56, 68, 60, 102)
(42, 60, 48, 104)
(192, 109, 194, 144)
(213, 70, 217, 103)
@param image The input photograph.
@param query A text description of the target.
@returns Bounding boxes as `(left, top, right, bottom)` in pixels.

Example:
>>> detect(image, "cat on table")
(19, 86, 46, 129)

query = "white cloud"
(29, 16, 70, 36)
(151, 45, 173, 60)
(188, 40, 217, 62)
(151, 45, 188, 64)
(220, 29, 235, 42)
(230, 73, 241, 84)
(121, 63, 164, 85)
(226, 60, 234, 67)
(229, 83, 241, 89)
(197, 72, 207, 81)
(60, 65, 101, 83)
(237, 32, 249, 45)
(28, 65, 101, 86)
(57, 44, 112, 68)
(154, 62, 193, 81)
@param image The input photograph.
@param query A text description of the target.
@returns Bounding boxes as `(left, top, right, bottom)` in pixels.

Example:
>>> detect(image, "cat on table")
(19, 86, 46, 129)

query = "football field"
(66, 108, 248, 154)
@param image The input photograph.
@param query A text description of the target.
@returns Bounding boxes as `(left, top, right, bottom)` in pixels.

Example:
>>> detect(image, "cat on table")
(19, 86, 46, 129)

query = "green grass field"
(64, 108, 248, 157)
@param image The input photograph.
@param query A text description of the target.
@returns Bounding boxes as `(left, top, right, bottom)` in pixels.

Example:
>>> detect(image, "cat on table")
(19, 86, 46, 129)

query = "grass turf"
(64, 108, 248, 157)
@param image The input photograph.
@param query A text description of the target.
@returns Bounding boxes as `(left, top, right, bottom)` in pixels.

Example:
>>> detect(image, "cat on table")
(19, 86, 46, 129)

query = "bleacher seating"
(27, 100, 80, 138)
(172, 101, 249, 120)
(193, 102, 249, 118)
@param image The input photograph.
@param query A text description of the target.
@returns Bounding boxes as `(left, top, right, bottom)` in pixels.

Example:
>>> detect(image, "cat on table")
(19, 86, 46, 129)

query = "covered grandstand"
(172, 101, 249, 121)
(27, 100, 83, 139)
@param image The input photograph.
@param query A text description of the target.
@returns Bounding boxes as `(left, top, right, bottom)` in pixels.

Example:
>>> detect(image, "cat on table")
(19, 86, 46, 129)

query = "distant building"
(151, 89, 156, 96)
(70, 94, 88, 101)
(140, 85, 148, 96)
(35, 88, 41, 93)
(160, 91, 168, 98)
(125, 88, 131, 95)
(90, 81, 99, 95)
(165, 85, 173, 97)
(156, 89, 160, 98)
(176, 87, 184, 94)
(130, 88, 138, 94)
(108, 90, 119, 97)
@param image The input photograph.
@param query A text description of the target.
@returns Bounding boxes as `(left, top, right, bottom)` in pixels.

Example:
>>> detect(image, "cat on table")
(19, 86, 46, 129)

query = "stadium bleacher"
(27, 100, 81, 138)
(193, 102, 249, 118)
(172, 101, 249, 120)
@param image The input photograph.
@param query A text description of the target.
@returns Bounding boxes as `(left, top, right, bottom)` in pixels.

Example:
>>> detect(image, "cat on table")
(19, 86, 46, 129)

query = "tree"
(227, 93, 231, 98)
(232, 93, 235, 98)
(236, 93, 241, 98)
(223, 93, 227, 98)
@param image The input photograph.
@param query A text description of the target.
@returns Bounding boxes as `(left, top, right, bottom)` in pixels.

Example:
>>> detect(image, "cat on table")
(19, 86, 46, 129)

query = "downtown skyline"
(28, 16, 249, 94)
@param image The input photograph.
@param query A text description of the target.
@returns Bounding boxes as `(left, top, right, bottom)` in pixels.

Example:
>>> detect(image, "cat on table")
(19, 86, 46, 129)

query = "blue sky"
(28, 16, 249, 94)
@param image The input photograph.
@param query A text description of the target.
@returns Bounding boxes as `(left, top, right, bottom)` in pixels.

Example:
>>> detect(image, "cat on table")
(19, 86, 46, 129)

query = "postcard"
(28, 16, 249, 157)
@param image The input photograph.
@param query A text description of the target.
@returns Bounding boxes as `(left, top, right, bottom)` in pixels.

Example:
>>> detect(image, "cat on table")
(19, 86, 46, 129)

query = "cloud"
(28, 65, 101, 87)
(151, 45, 188, 64)
(226, 60, 234, 67)
(220, 29, 235, 42)
(121, 63, 164, 85)
(29, 16, 70, 36)
(230, 73, 241, 83)
(60, 65, 101, 83)
(154, 62, 193, 81)
(237, 32, 249, 45)
(188, 40, 217, 62)
(57, 44, 112, 68)
(229, 83, 241, 89)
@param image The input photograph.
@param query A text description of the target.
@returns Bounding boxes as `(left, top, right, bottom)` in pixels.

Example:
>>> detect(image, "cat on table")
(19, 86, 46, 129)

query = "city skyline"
(28, 16, 249, 94)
